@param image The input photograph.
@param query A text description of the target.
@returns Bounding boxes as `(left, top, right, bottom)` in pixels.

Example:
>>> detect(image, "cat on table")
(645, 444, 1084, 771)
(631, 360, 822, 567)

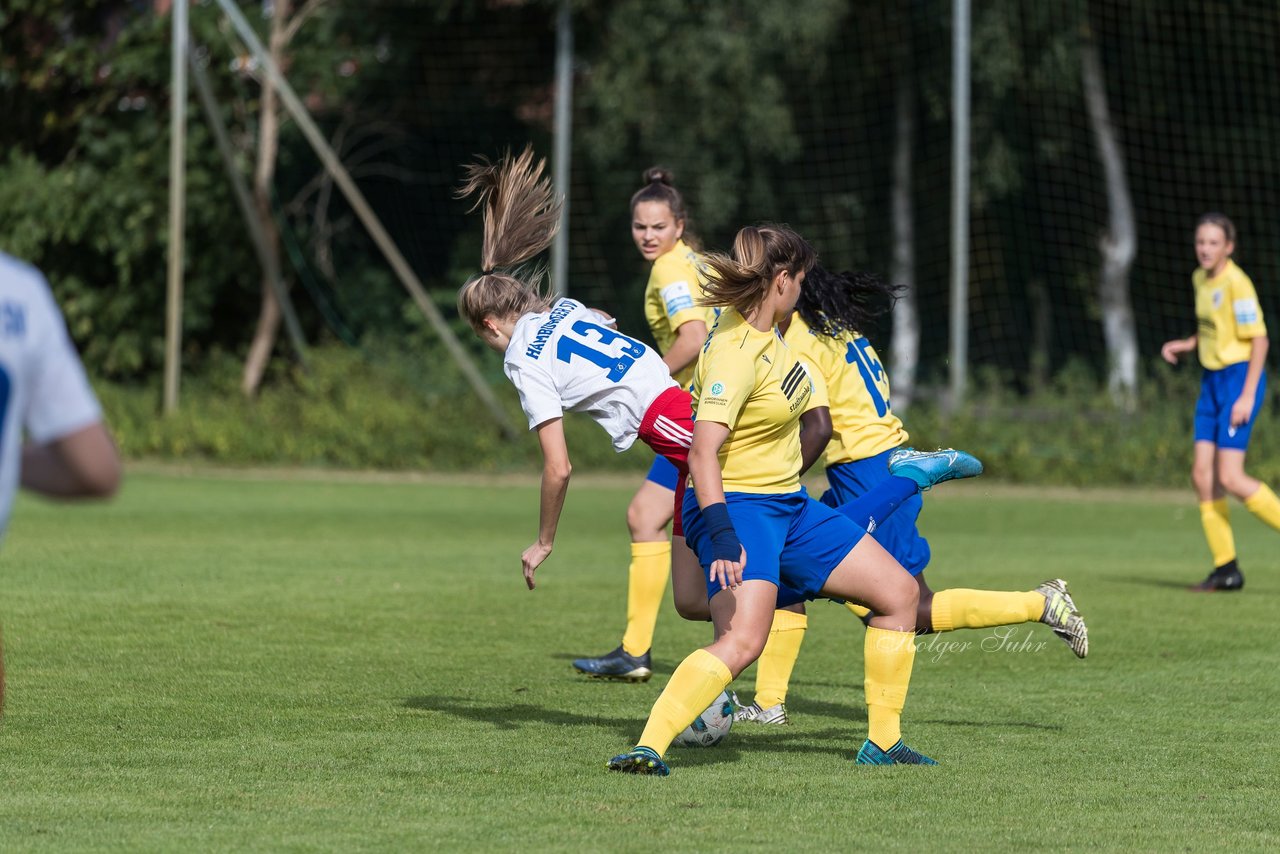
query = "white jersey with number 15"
(504, 298, 677, 452)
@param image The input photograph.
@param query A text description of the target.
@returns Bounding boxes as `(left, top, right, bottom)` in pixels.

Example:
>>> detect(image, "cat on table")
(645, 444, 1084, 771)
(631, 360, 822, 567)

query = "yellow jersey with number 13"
(1194, 259, 1267, 371)
(692, 309, 818, 494)
(643, 239, 717, 387)
(783, 314, 908, 466)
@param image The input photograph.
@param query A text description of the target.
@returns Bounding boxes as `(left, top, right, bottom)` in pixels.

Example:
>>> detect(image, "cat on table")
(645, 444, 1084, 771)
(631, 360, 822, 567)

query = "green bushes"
(98, 346, 1279, 488)
(100, 346, 651, 473)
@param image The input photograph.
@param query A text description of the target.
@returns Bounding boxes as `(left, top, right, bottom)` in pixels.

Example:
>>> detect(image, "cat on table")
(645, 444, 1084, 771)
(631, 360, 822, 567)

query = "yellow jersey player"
(572, 168, 716, 683)
(1161, 213, 1279, 591)
(731, 265, 1088, 727)
(608, 225, 943, 775)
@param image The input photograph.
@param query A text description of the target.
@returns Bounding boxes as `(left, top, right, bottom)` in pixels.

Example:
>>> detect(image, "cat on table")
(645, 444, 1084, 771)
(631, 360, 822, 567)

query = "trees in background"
(1, 0, 1276, 399)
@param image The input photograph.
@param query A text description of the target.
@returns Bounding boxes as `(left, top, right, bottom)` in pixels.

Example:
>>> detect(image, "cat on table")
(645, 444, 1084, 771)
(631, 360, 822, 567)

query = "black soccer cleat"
(1190, 560, 1245, 592)
(572, 645, 653, 682)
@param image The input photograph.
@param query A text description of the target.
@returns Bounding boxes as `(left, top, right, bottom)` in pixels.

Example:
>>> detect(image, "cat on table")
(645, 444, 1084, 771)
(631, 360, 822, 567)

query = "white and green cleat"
(1036, 578, 1088, 659)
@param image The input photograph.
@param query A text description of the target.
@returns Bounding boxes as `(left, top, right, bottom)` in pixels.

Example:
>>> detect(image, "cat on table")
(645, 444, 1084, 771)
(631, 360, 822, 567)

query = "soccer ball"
(673, 690, 735, 747)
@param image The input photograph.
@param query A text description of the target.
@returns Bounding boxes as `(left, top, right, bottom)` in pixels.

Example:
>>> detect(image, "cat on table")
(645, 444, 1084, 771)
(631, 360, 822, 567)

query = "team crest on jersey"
(1212, 289, 1224, 309)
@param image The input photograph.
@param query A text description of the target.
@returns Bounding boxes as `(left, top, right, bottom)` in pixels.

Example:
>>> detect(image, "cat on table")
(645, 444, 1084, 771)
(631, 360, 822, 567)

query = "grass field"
(2, 470, 1279, 851)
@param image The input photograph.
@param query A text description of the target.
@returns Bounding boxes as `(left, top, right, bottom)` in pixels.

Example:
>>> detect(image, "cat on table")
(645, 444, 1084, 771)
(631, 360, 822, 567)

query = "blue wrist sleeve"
(701, 502, 741, 563)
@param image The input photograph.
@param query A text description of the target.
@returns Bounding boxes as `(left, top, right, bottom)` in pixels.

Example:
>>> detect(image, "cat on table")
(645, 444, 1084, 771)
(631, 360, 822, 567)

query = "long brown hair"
(699, 224, 816, 318)
(455, 146, 562, 330)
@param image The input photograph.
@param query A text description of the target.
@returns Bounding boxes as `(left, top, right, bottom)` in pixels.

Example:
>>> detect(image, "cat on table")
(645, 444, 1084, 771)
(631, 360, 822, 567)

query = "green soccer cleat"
(607, 746, 670, 776)
(855, 739, 938, 766)
(1036, 578, 1088, 659)
(887, 447, 984, 492)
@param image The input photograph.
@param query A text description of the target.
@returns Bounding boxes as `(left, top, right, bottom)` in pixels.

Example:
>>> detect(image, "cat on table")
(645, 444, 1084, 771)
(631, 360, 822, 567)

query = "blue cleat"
(855, 739, 938, 766)
(572, 645, 652, 682)
(607, 746, 670, 776)
(888, 447, 983, 492)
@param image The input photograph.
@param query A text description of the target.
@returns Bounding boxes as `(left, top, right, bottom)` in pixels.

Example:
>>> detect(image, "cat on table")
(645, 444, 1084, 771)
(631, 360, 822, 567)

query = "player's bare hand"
(708, 546, 747, 591)
(521, 541, 553, 590)
(1230, 394, 1255, 427)
(1161, 338, 1192, 364)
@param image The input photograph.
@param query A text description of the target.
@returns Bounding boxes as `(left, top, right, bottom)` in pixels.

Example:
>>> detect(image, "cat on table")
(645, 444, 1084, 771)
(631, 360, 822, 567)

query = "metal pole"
(212, 0, 519, 438)
(550, 0, 574, 298)
(164, 0, 189, 414)
(189, 47, 309, 369)
(949, 0, 971, 405)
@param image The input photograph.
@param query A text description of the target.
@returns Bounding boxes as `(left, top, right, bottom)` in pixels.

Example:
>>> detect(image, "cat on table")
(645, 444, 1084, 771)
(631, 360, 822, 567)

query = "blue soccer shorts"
(1195, 363, 1268, 451)
(681, 486, 866, 606)
(820, 449, 931, 576)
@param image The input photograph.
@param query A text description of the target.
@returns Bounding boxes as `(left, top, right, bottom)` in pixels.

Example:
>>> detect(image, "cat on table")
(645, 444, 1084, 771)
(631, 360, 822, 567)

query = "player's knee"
(1218, 469, 1251, 497)
(626, 498, 665, 538)
(674, 592, 711, 622)
(714, 632, 768, 673)
(1191, 463, 1215, 492)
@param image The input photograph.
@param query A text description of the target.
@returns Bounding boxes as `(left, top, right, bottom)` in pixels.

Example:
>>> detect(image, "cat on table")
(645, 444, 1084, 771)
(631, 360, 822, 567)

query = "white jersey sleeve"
(504, 299, 677, 452)
(0, 253, 104, 537)
(23, 279, 103, 443)
(505, 359, 564, 430)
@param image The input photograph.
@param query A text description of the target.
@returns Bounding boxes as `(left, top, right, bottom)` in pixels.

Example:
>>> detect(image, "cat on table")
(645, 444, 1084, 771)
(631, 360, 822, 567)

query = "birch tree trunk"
(1081, 33, 1138, 405)
(240, 0, 289, 397)
(890, 69, 919, 411)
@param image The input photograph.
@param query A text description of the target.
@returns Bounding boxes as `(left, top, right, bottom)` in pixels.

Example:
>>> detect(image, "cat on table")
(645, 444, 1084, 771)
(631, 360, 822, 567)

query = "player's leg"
(780, 499, 934, 765)
(1190, 369, 1242, 590)
(608, 580, 777, 775)
(735, 601, 807, 725)
(610, 492, 795, 774)
(1216, 370, 1280, 539)
(572, 460, 675, 680)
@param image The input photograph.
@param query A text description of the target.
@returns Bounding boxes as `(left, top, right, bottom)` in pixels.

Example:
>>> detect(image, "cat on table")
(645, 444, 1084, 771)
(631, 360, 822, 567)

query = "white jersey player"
(504, 298, 678, 452)
(0, 252, 121, 541)
(462, 287, 696, 591)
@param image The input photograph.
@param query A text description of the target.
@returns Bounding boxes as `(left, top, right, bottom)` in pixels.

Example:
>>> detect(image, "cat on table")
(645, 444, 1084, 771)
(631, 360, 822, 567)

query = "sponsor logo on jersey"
(1234, 299, 1259, 325)
(661, 281, 694, 317)
(524, 300, 576, 359)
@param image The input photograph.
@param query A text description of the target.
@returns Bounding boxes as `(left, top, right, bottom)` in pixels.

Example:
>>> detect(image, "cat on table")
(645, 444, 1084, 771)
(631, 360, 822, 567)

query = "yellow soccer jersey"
(643, 239, 717, 386)
(692, 309, 818, 493)
(1195, 260, 1267, 371)
(783, 314, 908, 466)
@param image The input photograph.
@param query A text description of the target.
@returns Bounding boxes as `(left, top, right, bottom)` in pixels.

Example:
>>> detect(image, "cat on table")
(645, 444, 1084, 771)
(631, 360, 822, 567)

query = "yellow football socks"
(929, 588, 1044, 632)
(864, 626, 916, 749)
(637, 648, 732, 756)
(1199, 499, 1236, 566)
(844, 602, 872, 619)
(1243, 483, 1280, 533)
(753, 609, 808, 709)
(620, 541, 671, 657)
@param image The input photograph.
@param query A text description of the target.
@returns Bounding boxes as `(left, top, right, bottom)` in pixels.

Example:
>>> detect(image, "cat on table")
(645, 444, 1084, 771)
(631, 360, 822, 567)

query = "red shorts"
(638, 386, 693, 537)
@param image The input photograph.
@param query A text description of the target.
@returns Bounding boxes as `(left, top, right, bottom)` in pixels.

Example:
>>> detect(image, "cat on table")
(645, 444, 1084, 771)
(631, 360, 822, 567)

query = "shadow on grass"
(1116, 575, 1200, 590)
(917, 718, 1063, 731)
(401, 696, 875, 764)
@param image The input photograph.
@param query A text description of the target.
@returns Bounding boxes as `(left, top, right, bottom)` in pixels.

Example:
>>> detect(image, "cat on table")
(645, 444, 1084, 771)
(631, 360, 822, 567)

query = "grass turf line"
(1, 473, 1278, 851)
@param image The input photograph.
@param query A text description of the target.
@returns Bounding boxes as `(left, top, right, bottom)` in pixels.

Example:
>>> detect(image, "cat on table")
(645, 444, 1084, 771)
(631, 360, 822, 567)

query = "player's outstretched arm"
(21, 422, 121, 499)
(1161, 334, 1197, 364)
(522, 417, 571, 590)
